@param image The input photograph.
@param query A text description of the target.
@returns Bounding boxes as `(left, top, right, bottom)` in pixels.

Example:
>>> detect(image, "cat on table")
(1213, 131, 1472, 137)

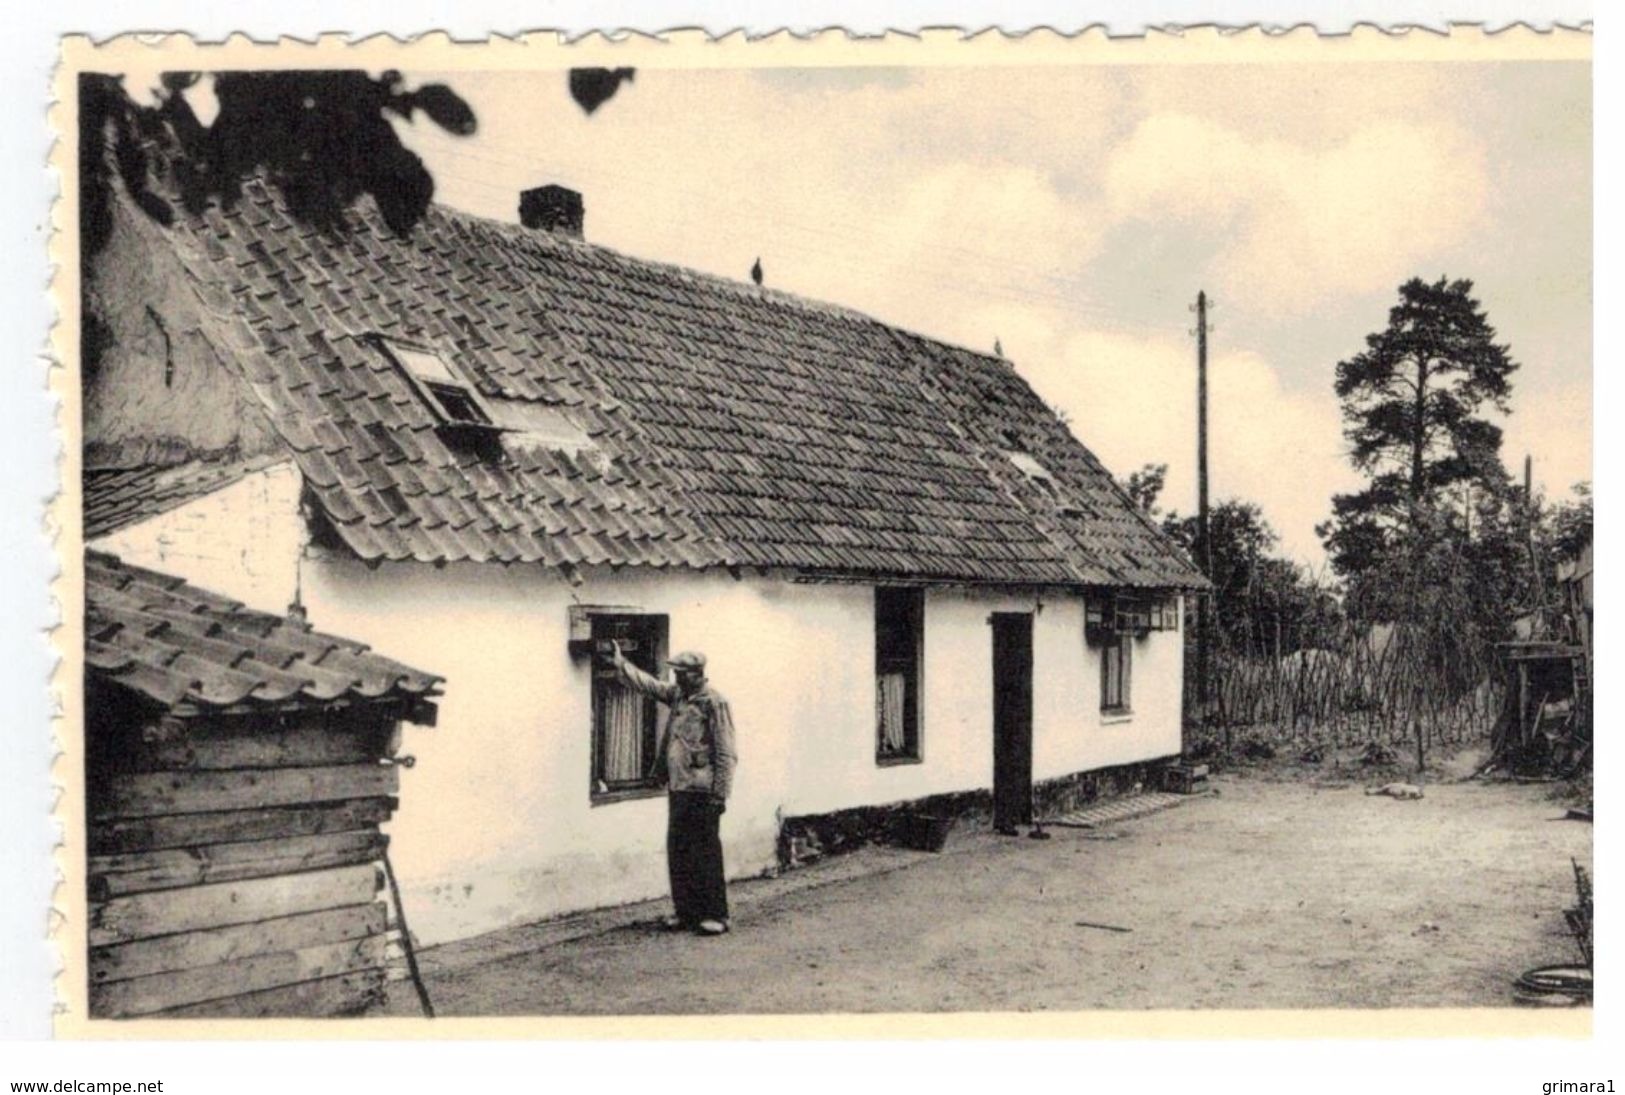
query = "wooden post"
(1194, 291, 1215, 743)
(1523, 454, 1547, 635)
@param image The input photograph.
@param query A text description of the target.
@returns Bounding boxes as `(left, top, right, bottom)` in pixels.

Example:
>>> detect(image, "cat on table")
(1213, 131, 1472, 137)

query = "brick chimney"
(519, 185, 584, 240)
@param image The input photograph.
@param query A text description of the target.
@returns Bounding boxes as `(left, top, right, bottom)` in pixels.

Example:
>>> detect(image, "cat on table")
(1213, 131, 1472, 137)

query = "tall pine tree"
(1319, 276, 1518, 590)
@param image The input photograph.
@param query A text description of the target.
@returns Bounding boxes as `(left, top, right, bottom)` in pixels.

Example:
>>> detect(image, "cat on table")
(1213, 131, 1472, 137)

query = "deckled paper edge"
(48, 24, 1594, 1040)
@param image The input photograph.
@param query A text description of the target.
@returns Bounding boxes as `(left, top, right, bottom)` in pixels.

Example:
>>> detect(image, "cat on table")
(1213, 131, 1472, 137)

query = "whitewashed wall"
(90, 475, 1184, 945)
(88, 463, 306, 617)
(300, 558, 805, 944)
(300, 561, 1183, 944)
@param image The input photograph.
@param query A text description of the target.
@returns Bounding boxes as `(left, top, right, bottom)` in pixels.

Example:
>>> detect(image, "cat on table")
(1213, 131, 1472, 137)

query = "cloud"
(404, 69, 1104, 345)
(1500, 379, 1593, 500)
(870, 162, 1099, 281)
(1103, 113, 1490, 313)
(401, 66, 1583, 568)
(1002, 322, 1357, 565)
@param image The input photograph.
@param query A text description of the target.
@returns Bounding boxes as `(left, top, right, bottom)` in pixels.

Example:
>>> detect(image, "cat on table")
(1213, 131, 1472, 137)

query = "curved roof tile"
(107, 145, 1204, 590)
(85, 551, 442, 718)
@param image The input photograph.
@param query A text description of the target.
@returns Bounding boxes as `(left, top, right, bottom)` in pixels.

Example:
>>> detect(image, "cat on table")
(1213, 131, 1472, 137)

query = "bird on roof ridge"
(750, 257, 763, 287)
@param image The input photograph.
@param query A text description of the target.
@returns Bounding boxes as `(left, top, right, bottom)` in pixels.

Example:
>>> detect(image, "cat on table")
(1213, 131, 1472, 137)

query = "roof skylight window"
(1004, 449, 1054, 485)
(375, 339, 497, 431)
(1002, 448, 1085, 517)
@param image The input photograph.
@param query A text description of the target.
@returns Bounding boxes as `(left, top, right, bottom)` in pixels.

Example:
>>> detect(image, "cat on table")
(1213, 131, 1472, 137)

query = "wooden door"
(991, 613, 1034, 831)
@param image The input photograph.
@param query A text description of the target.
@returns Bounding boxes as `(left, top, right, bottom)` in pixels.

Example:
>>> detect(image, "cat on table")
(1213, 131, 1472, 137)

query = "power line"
(424, 164, 1139, 327)
(410, 128, 1124, 314)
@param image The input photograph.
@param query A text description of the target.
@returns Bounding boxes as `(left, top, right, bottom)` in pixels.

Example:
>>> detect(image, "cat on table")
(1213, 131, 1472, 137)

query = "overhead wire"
(423, 163, 1156, 329)
(408, 127, 1135, 322)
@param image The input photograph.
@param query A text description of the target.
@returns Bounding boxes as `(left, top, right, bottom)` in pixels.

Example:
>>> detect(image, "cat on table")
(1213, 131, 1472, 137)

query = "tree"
(80, 71, 479, 257)
(1161, 499, 1333, 654)
(568, 68, 637, 115)
(80, 67, 634, 384)
(81, 66, 636, 257)
(1119, 462, 1167, 517)
(1545, 481, 1593, 563)
(1319, 277, 1519, 581)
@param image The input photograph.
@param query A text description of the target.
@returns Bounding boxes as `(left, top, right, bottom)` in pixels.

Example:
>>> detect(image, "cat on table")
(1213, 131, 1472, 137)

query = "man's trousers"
(667, 790, 729, 924)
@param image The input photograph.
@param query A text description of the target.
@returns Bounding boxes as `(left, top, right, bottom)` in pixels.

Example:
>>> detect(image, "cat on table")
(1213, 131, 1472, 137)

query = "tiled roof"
(83, 453, 289, 540)
(109, 153, 1204, 589)
(85, 550, 442, 714)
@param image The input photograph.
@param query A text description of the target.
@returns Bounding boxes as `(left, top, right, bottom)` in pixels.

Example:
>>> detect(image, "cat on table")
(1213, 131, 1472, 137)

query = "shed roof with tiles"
(85, 550, 442, 716)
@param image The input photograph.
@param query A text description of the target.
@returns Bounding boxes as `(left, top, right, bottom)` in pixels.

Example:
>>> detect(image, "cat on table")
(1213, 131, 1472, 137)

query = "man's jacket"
(616, 661, 738, 800)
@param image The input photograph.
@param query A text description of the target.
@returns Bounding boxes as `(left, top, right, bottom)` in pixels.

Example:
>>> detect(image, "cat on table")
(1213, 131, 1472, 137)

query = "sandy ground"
(398, 770, 1591, 1015)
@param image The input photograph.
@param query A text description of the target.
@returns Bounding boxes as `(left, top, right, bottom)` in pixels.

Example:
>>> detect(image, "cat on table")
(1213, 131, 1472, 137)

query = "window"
(501, 402, 595, 454)
(590, 613, 669, 797)
(1101, 630, 1132, 714)
(375, 339, 497, 430)
(1115, 600, 1153, 634)
(1003, 448, 1054, 486)
(1088, 593, 1178, 642)
(1003, 447, 1084, 516)
(875, 587, 924, 762)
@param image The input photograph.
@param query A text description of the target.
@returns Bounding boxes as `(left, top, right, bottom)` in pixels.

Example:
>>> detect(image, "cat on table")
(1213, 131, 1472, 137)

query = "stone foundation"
(777, 755, 1179, 868)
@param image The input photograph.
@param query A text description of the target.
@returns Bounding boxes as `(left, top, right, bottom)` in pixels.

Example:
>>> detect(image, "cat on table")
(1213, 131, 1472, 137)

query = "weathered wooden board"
(89, 864, 382, 947)
(153, 968, 388, 1019)
(90, 831, 388, 898)
(136, 724, 387, 771)
(90, 797, 396, 855)
(94, 764, 398, 820)
(90, 903, 386, 984)
(92, 934, 388, 1018)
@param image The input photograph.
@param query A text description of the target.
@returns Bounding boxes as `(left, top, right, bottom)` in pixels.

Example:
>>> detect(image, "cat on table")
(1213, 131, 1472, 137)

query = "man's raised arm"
(609, 641, 679, 703)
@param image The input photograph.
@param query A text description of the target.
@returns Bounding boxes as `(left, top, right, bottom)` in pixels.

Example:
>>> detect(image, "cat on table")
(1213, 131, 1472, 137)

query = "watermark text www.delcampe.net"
(10, 1083, 164, 1093)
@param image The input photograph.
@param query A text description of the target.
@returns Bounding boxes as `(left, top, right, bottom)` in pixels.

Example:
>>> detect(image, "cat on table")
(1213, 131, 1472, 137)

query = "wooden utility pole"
(1195, 290, 1213, 733)
(1523, 453, 1547, 633)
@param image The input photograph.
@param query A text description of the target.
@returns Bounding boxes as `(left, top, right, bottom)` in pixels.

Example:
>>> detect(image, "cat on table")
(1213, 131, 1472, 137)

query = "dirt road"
(406, 774, 1590, 1014)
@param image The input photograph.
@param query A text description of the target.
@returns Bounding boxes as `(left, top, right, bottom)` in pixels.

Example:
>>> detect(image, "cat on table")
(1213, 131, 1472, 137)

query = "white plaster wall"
(1029, 594, 1185, 782)
(300, 558, 832, 944)
(296, 564, 1185, 945)
(87, 463, 305, 617)
(85, 197, 284, 467)
(90, 473, 1184, 945)
(786, 585, 1041, 816)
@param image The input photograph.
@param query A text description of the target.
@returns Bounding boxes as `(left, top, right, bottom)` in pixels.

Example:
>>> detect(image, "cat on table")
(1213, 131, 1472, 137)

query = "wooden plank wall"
(87, 706, 406, 1019)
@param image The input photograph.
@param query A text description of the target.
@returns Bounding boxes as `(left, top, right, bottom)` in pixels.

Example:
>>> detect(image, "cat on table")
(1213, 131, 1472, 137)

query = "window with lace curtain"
(1101, 630, 1132, 714)
(875, 587, 924, 762)
(590, 613, 669, 798)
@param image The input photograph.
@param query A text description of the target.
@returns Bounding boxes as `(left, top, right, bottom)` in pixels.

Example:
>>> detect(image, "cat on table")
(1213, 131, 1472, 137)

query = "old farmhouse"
(82, 147, 1205, 944)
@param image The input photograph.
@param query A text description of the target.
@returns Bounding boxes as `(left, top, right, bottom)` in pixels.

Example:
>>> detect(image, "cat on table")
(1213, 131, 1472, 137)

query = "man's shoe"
(660, 915, 688, 932)
(696, 919, 729, 936)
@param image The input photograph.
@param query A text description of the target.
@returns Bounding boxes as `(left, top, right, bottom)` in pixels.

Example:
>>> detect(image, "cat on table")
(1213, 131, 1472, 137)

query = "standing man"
(609, 642, 738, 936)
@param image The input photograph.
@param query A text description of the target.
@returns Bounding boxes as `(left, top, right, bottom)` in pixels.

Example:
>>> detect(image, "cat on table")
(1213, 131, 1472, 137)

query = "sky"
(388, 60, 1590, 566)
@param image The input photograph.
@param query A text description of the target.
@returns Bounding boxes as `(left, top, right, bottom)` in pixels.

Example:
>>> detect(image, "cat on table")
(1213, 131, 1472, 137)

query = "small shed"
(1489, 540, 1595, 777)
(84, 551, 441, 1019)
(1490, 640, 1589, 776)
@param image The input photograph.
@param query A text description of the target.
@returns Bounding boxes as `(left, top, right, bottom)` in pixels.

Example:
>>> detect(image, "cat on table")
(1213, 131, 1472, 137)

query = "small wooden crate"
(1161, 764, 1209, 795)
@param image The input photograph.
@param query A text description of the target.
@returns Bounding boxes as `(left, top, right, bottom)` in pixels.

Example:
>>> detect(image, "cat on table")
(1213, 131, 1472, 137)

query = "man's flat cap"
(666, 650, 707, 672)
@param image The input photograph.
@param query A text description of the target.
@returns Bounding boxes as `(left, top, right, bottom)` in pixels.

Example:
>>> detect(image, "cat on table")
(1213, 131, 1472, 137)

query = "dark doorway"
(991, 612, 1034, 832)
